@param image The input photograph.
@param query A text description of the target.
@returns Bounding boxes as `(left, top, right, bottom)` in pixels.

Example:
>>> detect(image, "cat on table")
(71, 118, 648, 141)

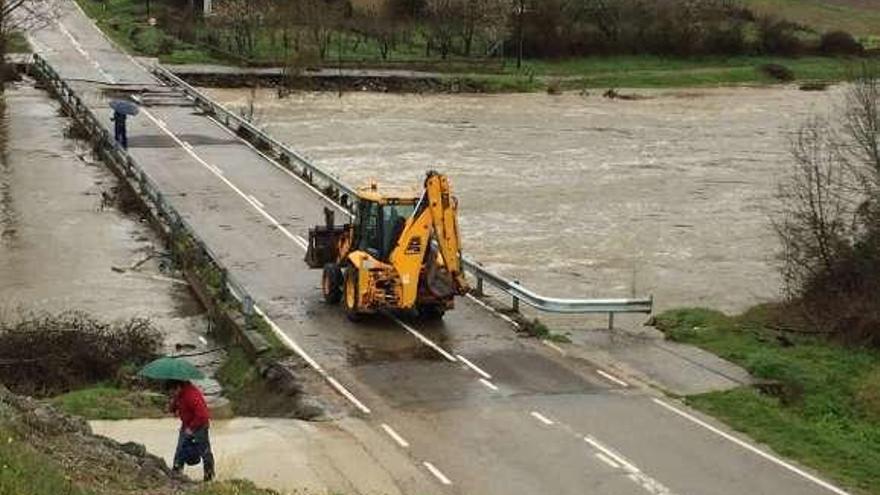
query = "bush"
(0, 311, 162, 397)
(819, 30, 864, 56)
(774, 65, 880, 346)
(757, 16, 805, 56)
(759, 63, 795, 82)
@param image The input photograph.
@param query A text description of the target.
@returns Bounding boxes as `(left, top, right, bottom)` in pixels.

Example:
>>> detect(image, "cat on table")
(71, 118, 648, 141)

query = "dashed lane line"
(479, 378, 499, 391)
(530, 411, 555, 426)
(456, 354, 492, 380)
(253, 305, 371, 415)
(56, 21, 115, 84)
(380, 423, 410, 449)
(596, 369, 629, 388)
(653, 398, 850, 495)
(388, 315, 457, 363)
(584, 435, 676, 495)
(423, 462, 453, 486)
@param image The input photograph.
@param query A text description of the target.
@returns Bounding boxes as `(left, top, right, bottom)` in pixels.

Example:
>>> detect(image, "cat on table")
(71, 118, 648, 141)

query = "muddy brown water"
(205, 86, 842, 321)
(0, 82, 219, 393)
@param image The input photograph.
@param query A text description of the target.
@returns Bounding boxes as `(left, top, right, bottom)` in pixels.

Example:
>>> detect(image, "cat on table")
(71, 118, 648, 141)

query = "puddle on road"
(205, 86, 839, 319)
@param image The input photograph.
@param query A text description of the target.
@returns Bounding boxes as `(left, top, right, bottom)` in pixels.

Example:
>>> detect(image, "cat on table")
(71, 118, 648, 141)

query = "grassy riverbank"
(655, 307, 880, 494)
(76, 0, 871, 91)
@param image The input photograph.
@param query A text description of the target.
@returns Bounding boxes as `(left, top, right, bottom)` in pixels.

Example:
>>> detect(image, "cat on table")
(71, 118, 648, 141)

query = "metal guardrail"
(31, 54, 258, 323)
(150, 64, 653, 328)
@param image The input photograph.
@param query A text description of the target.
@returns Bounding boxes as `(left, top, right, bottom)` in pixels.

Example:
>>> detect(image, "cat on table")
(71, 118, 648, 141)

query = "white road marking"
(596, 369, 629, 387)
(204, 114, 351, 218)
(56, 21, 115, 84)
(465, 293, 521, 328)
(140, 108, 308, 252)
(456, 354, 492, 379)
(542, 339, 566, 356)
(584, 435, 676, 495)
(389, 315, 457, 362)
(595, 452, 621, 469)
(248, 195, 264, 209)
(380, 423, 410, 448)
(70, 0, 147, 71)
(583, 436, 639, 473)
(423, 461, 452, 485)
(479, 378, 499, 391)
(530, 411, 555, 425)
(253, 305, 371, 415)
(652, 398, 850, 495)
(198, 336, 208, 345)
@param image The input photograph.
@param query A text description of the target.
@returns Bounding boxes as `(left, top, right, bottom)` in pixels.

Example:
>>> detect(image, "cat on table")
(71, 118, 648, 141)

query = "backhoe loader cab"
(305, 171, 469, 320)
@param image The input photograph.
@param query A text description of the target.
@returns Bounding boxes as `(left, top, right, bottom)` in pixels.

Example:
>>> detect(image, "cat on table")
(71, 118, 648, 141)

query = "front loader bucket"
(304, 225, 347, 269)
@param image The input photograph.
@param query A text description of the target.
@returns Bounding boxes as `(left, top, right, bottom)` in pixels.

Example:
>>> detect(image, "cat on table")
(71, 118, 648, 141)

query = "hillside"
(745, 0, 880, 40)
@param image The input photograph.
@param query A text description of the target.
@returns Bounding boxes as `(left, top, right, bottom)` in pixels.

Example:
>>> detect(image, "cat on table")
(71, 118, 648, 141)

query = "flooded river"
(205, 86, 840, 314)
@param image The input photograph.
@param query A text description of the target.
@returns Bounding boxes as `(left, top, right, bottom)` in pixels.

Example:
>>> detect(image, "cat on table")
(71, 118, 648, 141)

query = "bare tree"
(774, 117, 855, 296)
(774, 64, 880, 343)
(211, 0, 273, 58)
(1, 0, 59, 57)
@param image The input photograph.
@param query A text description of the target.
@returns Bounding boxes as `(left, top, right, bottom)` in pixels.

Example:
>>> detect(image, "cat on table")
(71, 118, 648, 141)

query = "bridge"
(26, 2, 849, 494)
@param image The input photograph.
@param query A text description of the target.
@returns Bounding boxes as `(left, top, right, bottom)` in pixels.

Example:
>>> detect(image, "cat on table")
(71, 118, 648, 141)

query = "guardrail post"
(242, 294, 254, 328)
(608, 312, 615, 331)
(475, 276, 484, 296)
(512, 280, 520, 313)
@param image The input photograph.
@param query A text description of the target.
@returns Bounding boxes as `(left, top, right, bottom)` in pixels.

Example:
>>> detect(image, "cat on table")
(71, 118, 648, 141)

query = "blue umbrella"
(110, 99, 139, 116)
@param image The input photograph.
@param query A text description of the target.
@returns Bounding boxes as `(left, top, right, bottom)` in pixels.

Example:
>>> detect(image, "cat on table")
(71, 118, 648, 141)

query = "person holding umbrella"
(139, 357, 215, 481)
(109, 99, 139, 149)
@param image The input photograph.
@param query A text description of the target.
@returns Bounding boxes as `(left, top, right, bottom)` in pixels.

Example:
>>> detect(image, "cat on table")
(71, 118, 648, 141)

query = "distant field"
(745, 0, 880, 40)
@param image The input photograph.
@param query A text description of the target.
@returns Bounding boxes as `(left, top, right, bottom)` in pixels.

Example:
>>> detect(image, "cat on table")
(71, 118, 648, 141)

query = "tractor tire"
(343, 268, 363, 322)
(418, 304, 446, 321)
(322, 263, 343, 304)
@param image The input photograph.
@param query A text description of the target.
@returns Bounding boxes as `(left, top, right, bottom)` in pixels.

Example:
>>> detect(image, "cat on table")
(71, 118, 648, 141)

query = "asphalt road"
(27, 3, 852, 494)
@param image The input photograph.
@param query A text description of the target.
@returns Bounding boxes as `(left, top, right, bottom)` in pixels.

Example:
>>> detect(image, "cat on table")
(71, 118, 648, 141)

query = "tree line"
(169, 0, 866, 63)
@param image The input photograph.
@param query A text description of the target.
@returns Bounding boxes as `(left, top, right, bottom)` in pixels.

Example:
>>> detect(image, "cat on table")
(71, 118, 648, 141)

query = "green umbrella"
(138, 356, 205, 381)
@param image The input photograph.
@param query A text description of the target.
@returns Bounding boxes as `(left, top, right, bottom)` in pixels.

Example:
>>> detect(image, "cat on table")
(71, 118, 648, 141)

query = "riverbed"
(205, 85, 840, 314)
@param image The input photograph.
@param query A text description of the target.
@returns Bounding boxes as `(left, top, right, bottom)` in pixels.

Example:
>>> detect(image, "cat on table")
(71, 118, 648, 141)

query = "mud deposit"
(205, 86, 841, 315)
(0, 83, 215, 375)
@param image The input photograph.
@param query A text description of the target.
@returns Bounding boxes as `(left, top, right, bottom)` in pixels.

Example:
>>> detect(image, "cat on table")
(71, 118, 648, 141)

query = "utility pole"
(516, 0, 525, 70)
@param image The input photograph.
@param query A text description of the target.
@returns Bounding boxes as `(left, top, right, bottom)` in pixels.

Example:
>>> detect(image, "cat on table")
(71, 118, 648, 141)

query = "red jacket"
(171, 382, 210, 431)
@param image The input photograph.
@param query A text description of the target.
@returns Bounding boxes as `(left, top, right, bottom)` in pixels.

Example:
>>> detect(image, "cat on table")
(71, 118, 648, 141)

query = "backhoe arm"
(389, 171, 469, 308)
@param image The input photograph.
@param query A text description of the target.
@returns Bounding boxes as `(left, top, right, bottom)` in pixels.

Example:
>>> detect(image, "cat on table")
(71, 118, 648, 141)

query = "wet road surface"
(24, 2, 854, 494)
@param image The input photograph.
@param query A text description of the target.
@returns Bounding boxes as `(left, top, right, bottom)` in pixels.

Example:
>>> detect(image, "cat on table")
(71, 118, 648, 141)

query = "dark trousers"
(113, 114, 127, 149)
(172, 426, 214, 479)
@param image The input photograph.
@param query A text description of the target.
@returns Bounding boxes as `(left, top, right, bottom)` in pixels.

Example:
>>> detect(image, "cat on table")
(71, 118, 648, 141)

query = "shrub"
(759, 63, 795, 82)
(819, 30, 864, 56)
(0, 311, 162, 397)
(757, 16, 805, 56)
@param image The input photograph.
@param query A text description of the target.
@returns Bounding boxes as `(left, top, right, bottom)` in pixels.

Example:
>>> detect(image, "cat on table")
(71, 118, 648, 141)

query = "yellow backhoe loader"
(304, 171, 469, 320)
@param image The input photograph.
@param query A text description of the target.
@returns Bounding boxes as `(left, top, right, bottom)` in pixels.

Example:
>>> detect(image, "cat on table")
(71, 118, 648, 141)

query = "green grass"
(655, 307, 880, 494)
(0, 426, 90, 495)
(75, 0, 220, 64)
(745, 0, 880, 41)
(51, 386, 167, 420)
(5, 32, 31, 53)
(74, 0, 874, 91)
(0, 422, 276, 495)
